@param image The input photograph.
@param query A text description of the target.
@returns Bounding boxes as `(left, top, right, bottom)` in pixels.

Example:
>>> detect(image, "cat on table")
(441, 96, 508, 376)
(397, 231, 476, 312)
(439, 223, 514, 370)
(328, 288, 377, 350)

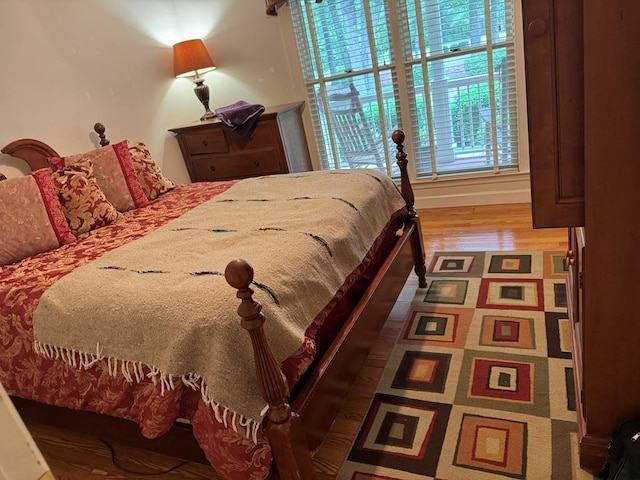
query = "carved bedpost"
(391, 130, 427, 287)
(391, 130, 417, 216)
(93, 123, 110, 147)
(224, 259, 316, 480)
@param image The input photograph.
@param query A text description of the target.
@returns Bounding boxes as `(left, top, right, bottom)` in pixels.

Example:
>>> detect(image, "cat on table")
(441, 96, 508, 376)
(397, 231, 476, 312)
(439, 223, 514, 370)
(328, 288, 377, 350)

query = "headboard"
(0, 123, 110, 178)
(0, 139, 59, 173)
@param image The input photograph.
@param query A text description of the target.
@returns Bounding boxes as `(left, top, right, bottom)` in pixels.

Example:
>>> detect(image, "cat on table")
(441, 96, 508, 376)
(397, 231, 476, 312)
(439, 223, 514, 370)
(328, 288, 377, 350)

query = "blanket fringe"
(33, 340, 262, 444)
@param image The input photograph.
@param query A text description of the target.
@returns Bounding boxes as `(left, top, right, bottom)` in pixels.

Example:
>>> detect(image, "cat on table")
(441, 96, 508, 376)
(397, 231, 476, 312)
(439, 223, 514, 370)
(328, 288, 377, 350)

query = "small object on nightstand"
(169, 102, 312, 182)
(215, 101, 265, 137)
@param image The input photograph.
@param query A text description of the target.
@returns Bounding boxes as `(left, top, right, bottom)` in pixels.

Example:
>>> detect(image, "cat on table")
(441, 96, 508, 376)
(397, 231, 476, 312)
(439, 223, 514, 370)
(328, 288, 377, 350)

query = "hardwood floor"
(24, 202, 567, 480)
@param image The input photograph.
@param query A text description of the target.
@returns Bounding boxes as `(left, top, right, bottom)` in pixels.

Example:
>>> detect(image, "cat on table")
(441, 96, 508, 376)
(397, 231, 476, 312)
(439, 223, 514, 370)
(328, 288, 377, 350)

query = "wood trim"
(578, 433, 609, 473)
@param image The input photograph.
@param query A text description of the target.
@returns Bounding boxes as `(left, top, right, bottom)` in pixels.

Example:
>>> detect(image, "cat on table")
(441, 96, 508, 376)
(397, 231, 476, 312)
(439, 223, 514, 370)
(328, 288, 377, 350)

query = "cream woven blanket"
(33, 170, 406, 438)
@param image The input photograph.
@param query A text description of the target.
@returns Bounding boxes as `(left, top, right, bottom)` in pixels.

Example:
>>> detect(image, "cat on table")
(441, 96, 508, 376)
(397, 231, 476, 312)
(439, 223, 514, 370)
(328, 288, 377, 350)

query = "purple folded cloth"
(215, 100, 265, 137)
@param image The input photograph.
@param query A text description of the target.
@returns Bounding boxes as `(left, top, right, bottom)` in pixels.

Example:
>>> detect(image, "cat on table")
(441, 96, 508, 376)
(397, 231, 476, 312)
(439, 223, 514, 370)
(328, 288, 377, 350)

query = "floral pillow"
(52, 159, 123, 235)
(0, 169, 76, 266)
(48, 141, 148, 213)
(128, 142, 175, 200)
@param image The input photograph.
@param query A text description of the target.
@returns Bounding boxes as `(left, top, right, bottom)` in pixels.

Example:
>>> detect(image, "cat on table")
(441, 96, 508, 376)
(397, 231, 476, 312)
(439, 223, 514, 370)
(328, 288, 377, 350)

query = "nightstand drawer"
(184, 130, 228, 155)
(228, 122, 275, 151)
(191, 152, 281, 181)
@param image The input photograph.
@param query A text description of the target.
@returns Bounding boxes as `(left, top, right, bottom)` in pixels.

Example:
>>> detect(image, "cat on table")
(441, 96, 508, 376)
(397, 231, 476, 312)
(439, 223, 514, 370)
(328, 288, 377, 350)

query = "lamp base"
(193, 78, 217, 122)
(201, 111, 217, 121)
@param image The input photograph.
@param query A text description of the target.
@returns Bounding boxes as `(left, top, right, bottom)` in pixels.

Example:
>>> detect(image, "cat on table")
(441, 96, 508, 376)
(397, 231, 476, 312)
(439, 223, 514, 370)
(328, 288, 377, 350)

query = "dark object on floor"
(602, 417, 640, 480)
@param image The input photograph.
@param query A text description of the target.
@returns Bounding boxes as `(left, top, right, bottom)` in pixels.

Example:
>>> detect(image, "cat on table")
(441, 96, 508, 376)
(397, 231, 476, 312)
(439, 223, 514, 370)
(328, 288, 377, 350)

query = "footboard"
(225, 129, 426, 480)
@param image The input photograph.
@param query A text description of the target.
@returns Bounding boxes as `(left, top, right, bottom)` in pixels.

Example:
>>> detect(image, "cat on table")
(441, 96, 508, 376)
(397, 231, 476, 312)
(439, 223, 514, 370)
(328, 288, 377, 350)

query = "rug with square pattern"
(337, 251, 593, 480)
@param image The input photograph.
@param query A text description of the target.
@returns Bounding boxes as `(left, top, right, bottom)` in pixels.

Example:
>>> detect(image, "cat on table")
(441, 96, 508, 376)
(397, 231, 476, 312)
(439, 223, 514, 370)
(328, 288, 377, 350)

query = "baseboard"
(413, 171, 531, 209)
(579, 432, 609, 474)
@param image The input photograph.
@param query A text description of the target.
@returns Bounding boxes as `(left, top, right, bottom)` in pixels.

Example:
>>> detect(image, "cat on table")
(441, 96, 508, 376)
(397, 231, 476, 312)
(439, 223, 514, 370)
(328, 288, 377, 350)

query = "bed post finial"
(224, 259, 317, 480)
(93, 123, 110, 147)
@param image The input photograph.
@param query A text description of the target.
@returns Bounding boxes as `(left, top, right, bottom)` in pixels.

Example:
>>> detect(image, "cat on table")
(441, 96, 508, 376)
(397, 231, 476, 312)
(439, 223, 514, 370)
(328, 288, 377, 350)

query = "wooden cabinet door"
(522, 0, 584, 228)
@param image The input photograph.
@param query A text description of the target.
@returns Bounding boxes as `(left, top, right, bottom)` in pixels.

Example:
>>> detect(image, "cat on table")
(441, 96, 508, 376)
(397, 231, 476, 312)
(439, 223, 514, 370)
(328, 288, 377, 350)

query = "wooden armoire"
(523, 0, 640, 471)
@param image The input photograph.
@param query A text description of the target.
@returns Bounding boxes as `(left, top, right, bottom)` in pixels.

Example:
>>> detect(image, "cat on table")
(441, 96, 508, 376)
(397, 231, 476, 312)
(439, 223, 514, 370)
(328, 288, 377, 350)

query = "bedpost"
(93, 123, 111, 147)
(391, 130, 427, 287)
(224, 259, 316, 480)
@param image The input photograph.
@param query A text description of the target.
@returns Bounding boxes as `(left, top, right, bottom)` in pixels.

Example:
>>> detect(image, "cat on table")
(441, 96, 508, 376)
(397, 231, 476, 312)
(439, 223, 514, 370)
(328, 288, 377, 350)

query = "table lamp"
(173, 39, 217, 121)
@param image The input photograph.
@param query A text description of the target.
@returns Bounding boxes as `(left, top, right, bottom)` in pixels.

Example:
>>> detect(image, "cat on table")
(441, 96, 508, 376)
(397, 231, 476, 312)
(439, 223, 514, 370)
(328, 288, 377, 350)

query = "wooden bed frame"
(1, 124, 427, 480)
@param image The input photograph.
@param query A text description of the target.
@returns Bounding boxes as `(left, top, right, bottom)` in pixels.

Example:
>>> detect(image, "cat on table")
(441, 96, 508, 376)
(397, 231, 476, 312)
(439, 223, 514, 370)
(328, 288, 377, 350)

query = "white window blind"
(291, 0, 400, 175)
(290, 0, 519, 179)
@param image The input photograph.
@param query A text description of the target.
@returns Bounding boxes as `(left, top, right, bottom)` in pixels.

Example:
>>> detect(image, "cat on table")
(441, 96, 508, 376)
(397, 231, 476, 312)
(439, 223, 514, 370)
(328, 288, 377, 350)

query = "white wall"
(0, 0, 531, 208)
(0, 0, 305, 184)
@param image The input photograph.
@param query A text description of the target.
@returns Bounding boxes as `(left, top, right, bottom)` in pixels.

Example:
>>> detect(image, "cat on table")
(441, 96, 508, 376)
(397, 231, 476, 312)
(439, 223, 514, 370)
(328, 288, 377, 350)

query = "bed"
(0, 123, 426, 480)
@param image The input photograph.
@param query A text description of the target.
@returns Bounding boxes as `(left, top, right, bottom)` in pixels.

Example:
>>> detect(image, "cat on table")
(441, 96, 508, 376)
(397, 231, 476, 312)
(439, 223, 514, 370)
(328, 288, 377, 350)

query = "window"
(290, 0, 518, 180)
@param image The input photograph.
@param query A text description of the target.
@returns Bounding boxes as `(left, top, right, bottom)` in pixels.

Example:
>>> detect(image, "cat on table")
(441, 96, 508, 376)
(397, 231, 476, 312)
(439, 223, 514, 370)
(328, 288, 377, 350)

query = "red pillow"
(0, 169, 76, 266)
(52, 159, 123, 235)
(48, 141, 148, 212)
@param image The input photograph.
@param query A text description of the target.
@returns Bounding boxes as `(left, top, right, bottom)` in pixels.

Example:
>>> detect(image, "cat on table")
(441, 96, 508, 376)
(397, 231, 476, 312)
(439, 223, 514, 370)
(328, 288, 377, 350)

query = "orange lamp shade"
(172, 39, 216, 78)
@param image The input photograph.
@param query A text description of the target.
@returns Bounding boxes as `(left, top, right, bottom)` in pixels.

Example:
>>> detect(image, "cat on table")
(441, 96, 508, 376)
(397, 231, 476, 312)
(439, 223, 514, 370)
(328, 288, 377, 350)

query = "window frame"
(288, 0, 527, 184)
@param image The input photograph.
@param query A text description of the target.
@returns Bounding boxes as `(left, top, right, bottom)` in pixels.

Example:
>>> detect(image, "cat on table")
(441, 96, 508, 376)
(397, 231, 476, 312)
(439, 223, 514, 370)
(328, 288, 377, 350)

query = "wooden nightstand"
(169, 101, 312, 182)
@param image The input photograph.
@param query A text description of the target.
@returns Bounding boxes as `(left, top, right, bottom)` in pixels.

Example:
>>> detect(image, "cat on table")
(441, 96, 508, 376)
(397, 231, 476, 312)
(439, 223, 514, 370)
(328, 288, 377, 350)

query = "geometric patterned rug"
(338, 251, 594, 479)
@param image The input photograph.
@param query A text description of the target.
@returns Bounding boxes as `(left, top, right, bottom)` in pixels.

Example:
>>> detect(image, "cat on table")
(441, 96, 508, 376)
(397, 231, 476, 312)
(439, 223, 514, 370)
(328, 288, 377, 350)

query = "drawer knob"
(210, 165, 216, 172)
(254, 160, 260, 167)
(202, 140, 209, 147)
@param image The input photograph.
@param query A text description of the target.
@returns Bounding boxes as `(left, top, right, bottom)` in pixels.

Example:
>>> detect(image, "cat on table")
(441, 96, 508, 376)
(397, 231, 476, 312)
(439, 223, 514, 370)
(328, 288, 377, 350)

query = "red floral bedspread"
(0, 182, 275, 479)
